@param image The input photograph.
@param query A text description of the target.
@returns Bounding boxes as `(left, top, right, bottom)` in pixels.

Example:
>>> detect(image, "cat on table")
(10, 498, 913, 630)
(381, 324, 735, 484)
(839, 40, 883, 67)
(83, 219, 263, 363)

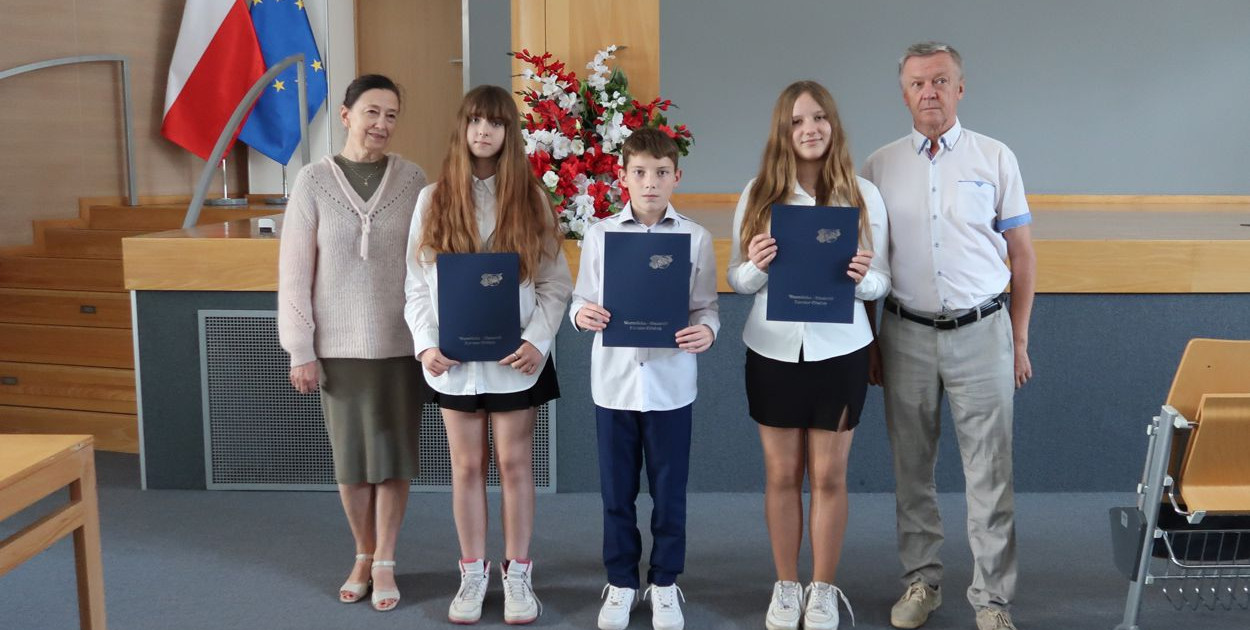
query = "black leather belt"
(884, 294, 1006, 330)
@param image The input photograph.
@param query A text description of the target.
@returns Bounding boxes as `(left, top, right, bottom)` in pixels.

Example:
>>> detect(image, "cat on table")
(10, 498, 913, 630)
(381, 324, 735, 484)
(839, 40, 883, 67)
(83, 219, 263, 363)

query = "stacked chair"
(1111, 338, 1250, 629)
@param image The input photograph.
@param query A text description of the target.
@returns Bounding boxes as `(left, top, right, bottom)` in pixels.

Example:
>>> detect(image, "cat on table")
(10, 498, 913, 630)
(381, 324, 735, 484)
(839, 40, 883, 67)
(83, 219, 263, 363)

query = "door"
(355, 0, 463, 179)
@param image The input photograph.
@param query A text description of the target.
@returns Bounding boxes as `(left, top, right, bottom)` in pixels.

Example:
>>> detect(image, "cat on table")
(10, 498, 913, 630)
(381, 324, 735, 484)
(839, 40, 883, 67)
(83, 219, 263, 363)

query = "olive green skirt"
(319, 356, 431, 484)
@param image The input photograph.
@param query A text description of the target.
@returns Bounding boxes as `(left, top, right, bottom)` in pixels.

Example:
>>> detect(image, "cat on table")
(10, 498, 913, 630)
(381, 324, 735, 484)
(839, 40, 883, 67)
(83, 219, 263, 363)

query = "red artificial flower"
(622, 109, 645, 129)
(529, 150, 552, 180)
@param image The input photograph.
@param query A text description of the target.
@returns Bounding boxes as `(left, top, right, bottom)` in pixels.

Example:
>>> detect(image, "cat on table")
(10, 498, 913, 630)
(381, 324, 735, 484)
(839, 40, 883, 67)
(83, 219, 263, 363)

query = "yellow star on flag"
(296, 0, 306, 9)
(311, 60, 323, 72)
(273, 79, 286, 92)
(251, 0, 261, 5)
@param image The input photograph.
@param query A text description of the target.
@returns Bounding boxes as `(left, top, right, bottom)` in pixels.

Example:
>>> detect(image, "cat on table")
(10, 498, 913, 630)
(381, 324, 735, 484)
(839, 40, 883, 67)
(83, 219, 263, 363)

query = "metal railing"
(0, 55, 138, 206)
(182, 53, 311, 229)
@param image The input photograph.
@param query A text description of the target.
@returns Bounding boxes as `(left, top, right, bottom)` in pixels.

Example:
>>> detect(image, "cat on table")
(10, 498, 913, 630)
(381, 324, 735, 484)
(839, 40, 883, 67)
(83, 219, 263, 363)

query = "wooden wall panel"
(0, 323, 134, 369)
(40, 229, 144, 259)
(0, 406, 137, 453)
(511, 0, 660, 106)
(0, 362, 136, 414)
(355, 0, 463, 179)
(0, 289, 131, 329)
(0, 257, 125, 292)
(0, 1, 247, 248)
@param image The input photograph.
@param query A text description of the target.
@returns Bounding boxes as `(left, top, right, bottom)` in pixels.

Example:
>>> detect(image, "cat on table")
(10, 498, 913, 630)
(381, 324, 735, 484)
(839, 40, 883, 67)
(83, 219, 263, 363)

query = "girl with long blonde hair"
(404, 84, 571, 625)
(727, 80, 891, 630)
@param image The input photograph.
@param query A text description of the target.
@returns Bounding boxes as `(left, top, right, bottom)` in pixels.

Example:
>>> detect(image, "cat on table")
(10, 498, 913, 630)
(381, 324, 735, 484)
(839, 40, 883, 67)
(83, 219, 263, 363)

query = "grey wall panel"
(557, 293, 1250, 493)
(662, 0, 1250, 194)
(467, 0, 513, 90)
(137, 291, 277, 489)
(139, 290, 1250, 493)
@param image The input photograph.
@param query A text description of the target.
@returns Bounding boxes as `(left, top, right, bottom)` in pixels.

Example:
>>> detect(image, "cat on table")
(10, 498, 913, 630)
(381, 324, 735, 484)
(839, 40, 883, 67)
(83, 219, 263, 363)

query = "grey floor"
(2, 453, 1246, 630)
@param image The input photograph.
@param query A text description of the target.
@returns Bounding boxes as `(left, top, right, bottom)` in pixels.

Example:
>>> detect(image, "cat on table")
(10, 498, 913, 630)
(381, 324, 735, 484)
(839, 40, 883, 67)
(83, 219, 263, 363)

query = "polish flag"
(161, 0, 266, 161)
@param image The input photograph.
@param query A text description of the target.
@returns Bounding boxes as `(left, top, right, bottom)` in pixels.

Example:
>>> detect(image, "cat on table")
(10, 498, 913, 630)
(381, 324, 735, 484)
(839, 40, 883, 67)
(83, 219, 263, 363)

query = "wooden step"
(0, 256, 125, 292)
(0, 405, 137, 453)
(0, 361, 135, 414)
(40, 228, 144, 259)
(87, 205, 275, 230)
(0, 288, 131, 328)
(0, 323, 133, 368)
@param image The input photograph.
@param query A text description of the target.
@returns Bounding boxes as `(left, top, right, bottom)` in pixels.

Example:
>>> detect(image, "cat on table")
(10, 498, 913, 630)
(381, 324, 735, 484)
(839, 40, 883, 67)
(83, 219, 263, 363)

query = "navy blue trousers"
(596, 404, 693, 589)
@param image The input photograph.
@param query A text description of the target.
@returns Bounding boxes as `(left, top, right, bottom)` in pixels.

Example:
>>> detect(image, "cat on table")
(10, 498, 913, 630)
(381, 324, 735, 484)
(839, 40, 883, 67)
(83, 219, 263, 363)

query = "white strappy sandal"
(339, 553, 373, 603)
(371, 559, 400, 612)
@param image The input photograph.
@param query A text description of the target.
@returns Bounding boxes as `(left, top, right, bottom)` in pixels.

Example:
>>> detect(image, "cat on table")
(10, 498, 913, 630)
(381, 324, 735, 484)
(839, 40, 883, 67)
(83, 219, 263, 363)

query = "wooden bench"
(0, 434, 107, 629)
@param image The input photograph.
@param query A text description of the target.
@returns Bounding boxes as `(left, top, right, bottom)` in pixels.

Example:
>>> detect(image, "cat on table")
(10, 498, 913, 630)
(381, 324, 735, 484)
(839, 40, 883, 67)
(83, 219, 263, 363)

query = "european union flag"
(239, 0, 328, 165)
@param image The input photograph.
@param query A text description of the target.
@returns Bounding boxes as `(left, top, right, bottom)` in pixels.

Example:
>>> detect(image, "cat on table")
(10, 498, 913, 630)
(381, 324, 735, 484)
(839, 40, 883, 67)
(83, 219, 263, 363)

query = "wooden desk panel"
(122, 204, 1250, 294)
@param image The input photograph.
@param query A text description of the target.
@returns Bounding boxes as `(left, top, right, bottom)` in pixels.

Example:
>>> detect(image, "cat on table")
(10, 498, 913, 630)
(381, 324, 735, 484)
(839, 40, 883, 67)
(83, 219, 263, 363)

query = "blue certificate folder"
(766, 204, 859, 324)
(436, 252, 521, 362)
(602, 231, 691, 348)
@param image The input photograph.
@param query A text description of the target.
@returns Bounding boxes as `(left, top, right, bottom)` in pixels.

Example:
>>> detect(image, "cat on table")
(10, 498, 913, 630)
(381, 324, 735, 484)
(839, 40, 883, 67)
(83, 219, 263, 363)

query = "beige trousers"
(880, 307, 1018, 610)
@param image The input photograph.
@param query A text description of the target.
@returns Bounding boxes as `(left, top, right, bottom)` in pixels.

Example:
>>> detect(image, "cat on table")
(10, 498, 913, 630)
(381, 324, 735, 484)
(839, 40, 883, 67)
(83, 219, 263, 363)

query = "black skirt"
(436, 356, 560, 413)
(744, 345, 869, 432)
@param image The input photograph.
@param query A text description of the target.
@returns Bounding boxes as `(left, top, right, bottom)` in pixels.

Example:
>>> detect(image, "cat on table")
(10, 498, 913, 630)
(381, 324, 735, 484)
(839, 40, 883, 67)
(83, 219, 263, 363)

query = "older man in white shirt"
(862, 41, 1036, 630)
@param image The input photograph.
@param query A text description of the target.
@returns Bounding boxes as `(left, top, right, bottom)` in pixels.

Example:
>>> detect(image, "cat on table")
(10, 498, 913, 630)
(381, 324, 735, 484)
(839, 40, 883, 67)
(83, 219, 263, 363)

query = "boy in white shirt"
(570, 128, 720, 630)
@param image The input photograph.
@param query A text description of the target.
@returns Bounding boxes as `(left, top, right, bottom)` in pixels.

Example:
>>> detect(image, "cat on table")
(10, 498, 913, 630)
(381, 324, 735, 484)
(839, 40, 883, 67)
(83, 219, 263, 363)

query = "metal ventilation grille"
(199, 311, 555, 491)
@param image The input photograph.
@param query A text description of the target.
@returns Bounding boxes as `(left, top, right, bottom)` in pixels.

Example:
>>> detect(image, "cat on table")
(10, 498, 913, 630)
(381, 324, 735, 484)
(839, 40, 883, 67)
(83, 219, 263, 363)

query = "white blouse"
(726, 177, 891, 363)
(404, 176, 573, 395)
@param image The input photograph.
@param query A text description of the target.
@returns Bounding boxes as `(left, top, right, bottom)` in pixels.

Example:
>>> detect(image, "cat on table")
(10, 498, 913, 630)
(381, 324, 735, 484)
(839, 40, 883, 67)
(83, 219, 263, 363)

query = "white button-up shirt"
(727, 177, 891, 363)
(569, 204, 720, 412)
(404, 177, 573, 395)
(861, 119, 1030, 313)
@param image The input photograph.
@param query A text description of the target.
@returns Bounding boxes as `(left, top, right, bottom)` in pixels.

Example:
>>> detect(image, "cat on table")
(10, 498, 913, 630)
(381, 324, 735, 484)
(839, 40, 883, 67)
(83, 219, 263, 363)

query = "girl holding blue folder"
(403, 85, 571, 625)
(727, 81, 892, 630)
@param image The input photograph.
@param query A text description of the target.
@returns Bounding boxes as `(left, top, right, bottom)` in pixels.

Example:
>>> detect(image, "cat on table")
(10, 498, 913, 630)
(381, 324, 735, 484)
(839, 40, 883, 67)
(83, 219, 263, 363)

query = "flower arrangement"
(515, 45, 693, 238)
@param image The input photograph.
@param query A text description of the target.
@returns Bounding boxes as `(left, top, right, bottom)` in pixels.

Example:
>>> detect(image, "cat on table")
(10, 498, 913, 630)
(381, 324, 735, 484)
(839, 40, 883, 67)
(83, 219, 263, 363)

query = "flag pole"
(265, 165, 289, 205)
(264, 57, 308, 206)
(205, 157, 248, 206)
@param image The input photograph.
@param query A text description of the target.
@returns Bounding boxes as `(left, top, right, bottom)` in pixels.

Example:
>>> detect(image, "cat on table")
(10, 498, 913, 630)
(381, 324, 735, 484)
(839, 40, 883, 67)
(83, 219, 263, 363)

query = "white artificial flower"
(598, 112, 630, 152)
(542, 170, 560, 190)
(571, 139, 585, 156)
(587, 73, 607, 90)
(573, 193, 596, 218)
(557, 91, 578, 112)
(522, 129, 538, 154)
(540, 74, 563, 97)
(530, 129, 554, 153)
(551, 132, 573, 160)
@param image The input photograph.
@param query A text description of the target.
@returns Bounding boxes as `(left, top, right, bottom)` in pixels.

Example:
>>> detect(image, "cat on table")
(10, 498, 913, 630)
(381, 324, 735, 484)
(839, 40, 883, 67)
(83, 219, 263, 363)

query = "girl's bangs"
(465, 92, 513, 125)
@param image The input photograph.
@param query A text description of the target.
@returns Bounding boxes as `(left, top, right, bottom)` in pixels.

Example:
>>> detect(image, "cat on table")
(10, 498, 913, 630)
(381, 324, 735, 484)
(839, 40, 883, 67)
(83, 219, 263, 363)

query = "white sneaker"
(448, 559, 490, 624)
(644, 583, 686, 630)
(765, 580, 803, 630)
(597, 584, 639, 630)
(501, 559, 542, 624)
(804, 581, 855, 630)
